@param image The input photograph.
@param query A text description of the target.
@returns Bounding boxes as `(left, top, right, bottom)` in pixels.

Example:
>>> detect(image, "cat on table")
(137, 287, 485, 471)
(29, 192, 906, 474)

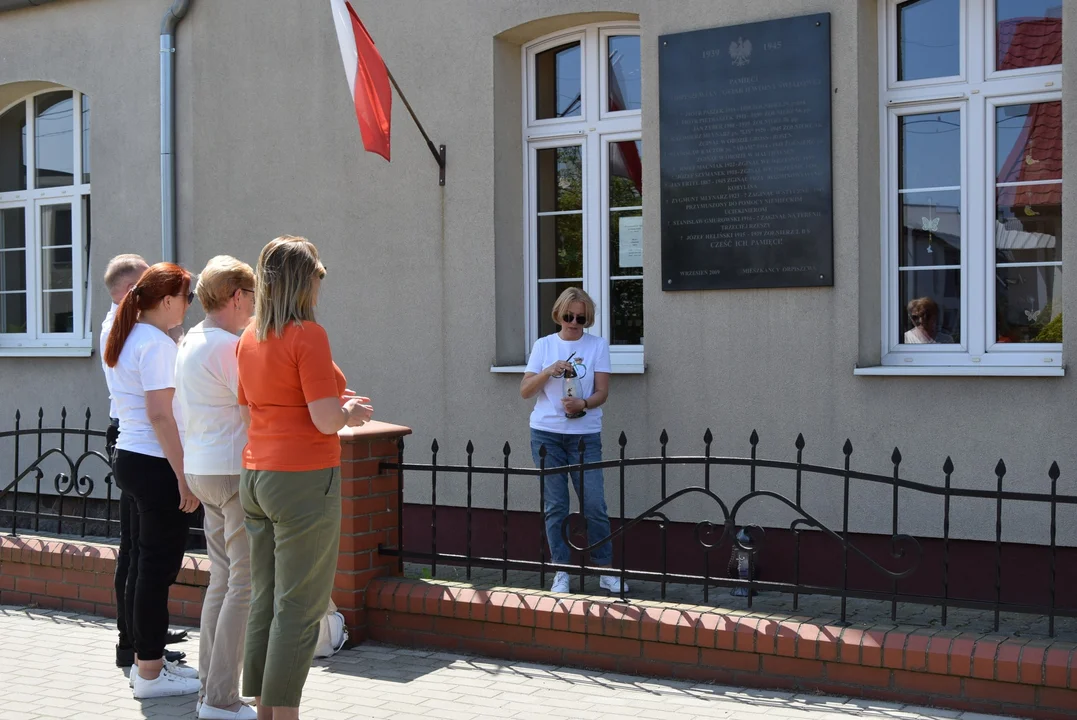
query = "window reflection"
(899, 112, 961, 189)
(0, 103, 27, 193)
(898, 0, 960, 81)
(996, 0, 1062, 71)
(81, 95, 90, 184)
(35, 91, 74, 189)
(996, 265, 1062, 343)
(536, 42, 582, 119)
(607, 35, 641, 112)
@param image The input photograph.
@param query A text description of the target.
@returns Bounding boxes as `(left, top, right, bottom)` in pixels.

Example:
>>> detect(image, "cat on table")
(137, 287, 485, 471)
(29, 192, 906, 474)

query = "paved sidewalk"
(1, 605, 1020, 720)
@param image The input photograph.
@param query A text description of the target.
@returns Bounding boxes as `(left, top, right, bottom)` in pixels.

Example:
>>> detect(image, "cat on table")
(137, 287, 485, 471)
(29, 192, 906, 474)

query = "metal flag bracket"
(386, 68, 446, 186)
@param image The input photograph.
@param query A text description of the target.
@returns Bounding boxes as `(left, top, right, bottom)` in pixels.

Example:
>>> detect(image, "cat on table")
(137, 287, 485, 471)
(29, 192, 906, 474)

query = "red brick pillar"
(334, 421, 411, 641)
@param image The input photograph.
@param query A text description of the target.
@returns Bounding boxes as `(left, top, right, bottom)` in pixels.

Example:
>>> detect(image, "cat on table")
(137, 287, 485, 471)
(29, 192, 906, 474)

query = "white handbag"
(313, 609, 349, 658)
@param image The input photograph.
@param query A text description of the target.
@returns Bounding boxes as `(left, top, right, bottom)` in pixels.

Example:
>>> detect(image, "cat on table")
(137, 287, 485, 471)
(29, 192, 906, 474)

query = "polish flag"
(330, 0, 392, 161)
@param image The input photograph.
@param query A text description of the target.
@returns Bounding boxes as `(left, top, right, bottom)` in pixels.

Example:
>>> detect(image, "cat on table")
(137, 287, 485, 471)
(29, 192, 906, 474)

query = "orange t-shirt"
(236, 321, 347, 471)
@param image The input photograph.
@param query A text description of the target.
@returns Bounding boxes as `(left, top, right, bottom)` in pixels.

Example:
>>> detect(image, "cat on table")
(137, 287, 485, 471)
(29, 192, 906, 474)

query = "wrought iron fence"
(379, 430, 1076, 636)
(0, 408, 204, 543)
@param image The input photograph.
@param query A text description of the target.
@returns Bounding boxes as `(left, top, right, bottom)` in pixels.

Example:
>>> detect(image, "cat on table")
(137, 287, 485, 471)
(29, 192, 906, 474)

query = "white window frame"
(0, 88, 92, 357)
(523, 23, 644, 373)
(873, 0, 1063, 375)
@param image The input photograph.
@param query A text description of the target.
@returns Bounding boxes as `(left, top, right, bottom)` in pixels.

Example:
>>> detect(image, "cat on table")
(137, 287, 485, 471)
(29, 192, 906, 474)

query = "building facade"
(0, 0, 1072, 549)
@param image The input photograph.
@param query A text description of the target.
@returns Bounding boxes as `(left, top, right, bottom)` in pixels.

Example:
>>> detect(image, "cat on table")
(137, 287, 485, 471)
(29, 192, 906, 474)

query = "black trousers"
(114, 449, 190, 661)
(116, 491, 140, 648)
(107, 418, 138, 648)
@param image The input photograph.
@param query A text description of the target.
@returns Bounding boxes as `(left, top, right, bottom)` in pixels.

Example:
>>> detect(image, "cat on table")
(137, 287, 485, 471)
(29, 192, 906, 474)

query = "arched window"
(0, 87, 91, 355)
(524, 23, 643, 371)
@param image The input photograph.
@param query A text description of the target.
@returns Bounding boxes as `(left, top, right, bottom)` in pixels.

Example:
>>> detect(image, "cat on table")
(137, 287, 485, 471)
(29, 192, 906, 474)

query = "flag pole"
(385, 68, 446, 186)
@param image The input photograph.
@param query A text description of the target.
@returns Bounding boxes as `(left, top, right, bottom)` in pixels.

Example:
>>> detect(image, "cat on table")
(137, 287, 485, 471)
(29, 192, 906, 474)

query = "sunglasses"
(239, 288, 255, 297)
(562, 313, 587, 324)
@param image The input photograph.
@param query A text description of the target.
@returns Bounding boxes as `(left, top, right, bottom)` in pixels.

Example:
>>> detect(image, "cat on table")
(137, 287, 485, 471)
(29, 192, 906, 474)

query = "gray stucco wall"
(1, 0, 1073, 545)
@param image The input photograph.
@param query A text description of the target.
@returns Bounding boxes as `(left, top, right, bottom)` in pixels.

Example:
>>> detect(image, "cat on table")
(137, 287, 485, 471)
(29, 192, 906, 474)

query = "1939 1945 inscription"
(660, 13, 833, 290)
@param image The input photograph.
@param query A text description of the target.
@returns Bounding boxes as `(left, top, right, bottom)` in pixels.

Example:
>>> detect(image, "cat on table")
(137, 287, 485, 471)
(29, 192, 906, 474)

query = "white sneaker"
(600, 575, 629, 593)
(198, 702, 258, 720)
(131, 666, 202, 699)
(129, 659, 198, 687)
(550, 571, 570, 593)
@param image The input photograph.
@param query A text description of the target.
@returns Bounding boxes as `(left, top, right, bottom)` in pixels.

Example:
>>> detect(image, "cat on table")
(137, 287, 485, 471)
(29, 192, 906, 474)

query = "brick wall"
(366, 577, 1077, 720)
(0, 536, 208, 623)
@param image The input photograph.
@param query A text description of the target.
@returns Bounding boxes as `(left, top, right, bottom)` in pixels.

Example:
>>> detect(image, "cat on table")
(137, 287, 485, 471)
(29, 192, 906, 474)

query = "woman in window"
(104, 262, 201, 700)
(236, 236, 373, 720)
(174, 256, 257, 720)
(904, 297, 954, 344)
(520, 287, 625, 595)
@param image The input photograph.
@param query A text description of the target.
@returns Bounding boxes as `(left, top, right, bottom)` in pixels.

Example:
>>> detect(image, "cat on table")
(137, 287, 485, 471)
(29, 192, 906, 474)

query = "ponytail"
(103, 262, 191, 367)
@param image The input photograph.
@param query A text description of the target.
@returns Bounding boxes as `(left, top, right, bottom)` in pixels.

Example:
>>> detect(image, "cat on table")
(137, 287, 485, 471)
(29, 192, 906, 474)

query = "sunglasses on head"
(562, 313, 587, 324)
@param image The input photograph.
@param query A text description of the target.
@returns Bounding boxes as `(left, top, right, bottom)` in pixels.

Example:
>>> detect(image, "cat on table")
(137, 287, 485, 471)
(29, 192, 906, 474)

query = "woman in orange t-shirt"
(235, 236, 373, 717)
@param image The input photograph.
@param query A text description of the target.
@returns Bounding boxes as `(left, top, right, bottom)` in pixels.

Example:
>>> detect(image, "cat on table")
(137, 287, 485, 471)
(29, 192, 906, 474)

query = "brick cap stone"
(338, 421, 413, 441)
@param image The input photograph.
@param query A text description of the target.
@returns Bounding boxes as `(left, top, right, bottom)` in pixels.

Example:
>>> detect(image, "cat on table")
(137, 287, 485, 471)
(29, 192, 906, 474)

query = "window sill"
(0, 345, 93, 358)
(491, 364, 647, 375)
(854, 365, 1064, 378)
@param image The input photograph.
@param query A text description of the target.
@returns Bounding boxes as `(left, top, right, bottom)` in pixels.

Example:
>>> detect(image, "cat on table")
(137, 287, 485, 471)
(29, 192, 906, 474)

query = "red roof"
(995, 17, 1062, 207)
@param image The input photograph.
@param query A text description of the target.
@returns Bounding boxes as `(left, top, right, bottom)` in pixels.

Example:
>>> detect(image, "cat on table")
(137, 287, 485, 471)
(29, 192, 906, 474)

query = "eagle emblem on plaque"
(729, 37, 752, 66)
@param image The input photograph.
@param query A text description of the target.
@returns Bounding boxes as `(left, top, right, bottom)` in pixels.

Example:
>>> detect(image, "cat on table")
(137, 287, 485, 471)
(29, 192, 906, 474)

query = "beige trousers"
(185, 474, 251, 709)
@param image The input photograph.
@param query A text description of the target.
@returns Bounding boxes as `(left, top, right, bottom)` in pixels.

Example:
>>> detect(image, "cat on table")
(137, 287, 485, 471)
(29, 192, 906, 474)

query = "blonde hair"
(103, 254, 148, 292)
(550, 287, 596, 329)
(253, 235, 325, 341)
(196, 255, 255, 312)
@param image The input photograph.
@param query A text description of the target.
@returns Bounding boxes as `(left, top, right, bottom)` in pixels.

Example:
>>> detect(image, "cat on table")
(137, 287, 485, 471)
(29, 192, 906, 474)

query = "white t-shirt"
(525, 332, 611, 435)
(175, 322, 246, 476)
(106, 322, 183, 458)
(100, 303, 118, 419)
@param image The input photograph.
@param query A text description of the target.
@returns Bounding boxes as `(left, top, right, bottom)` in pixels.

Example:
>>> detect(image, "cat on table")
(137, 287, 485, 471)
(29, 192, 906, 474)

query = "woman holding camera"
(520, 287, 625, 596)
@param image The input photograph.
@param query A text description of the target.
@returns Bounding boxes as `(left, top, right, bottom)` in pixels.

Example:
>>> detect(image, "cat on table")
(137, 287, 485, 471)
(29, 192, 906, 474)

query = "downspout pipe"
(160, 0, 192, 263)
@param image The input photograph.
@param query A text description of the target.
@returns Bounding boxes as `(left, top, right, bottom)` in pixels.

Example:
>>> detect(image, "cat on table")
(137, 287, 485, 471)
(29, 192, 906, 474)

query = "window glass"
(0, 102, 27, 193)
(898, 0, 960, 81)
(35, 91, 74, 189)
(536, 42, 582, 119)
(996, 0, 1062, 71)
(607, 35, 641, 112)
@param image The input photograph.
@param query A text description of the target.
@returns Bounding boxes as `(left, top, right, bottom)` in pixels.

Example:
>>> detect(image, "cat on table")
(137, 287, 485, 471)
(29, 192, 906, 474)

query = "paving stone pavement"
(1, 605, 1023, 720)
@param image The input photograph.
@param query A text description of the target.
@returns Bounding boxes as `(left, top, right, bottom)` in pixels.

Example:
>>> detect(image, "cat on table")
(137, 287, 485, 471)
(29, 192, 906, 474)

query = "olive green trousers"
(239, 466, 341, 708)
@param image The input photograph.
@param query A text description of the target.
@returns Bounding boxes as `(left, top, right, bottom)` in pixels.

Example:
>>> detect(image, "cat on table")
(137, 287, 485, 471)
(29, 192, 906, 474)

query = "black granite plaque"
(660, 14, 833, 290)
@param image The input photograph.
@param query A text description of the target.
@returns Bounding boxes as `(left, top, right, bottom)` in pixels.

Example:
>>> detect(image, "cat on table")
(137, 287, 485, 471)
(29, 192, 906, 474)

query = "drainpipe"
(160, 0, 192, 263)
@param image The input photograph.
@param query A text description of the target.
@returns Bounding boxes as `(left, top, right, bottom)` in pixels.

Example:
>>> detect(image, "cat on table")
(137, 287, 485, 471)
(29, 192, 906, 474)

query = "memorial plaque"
(660, 13, 833, 290)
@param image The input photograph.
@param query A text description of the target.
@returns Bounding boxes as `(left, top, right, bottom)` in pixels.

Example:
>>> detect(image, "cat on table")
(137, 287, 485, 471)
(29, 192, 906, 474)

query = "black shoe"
(116, 644, 135, 668)
(164, 649, 187, 663)
(165, 630, 188, 645)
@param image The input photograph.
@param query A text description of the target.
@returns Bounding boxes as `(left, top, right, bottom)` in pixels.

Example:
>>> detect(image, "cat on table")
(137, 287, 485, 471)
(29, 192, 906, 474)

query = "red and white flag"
(330, 0, 392, 161)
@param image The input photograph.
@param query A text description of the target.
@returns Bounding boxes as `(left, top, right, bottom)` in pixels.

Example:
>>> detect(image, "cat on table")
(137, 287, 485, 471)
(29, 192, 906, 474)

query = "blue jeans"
(530, 429, 612, 567)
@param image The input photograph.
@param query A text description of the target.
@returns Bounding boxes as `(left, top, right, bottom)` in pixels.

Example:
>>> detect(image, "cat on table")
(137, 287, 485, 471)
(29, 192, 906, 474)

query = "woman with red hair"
(104, 262, 201, 699)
